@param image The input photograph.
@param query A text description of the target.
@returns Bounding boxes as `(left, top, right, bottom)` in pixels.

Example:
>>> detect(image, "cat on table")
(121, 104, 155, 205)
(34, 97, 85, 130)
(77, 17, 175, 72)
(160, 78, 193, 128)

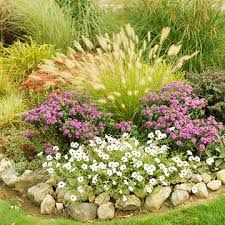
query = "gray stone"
(193, 182, 208, 198)
(56, 202, 64, 211)
(14, 169, 49, 193)
(67, 203, 97, 222)
(94, 192, 110, 206)
(201, 173, 212, 184)
(28, 183, 53, 205)
(170, 190, 189, 206)
(115, 195, 141, 210)
(0, 159, 12, 177)
(41, 194, 56, 215)
(174, 183, 193, 193)
(1, 167, 17, 186)
(191, 174, 202, 183)
(207, 180, 222, 191)
(97, 202, 115, 220)
(145, 187, 172, 211)
(217, 170, 225, 184)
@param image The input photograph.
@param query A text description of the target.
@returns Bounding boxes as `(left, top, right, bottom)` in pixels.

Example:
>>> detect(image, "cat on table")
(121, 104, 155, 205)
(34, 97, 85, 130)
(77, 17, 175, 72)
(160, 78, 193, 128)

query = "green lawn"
(1, 195, 225, 225)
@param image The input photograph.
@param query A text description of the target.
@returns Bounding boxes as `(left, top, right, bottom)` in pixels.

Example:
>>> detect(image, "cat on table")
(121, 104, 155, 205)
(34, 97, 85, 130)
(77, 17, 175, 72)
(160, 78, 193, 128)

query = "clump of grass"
(2, 40, 54, 83)
(8, 0, 75, 51)
(56, 0, 103, 44)
(68, 25, 196, 121)
(127, 0, 225, 72)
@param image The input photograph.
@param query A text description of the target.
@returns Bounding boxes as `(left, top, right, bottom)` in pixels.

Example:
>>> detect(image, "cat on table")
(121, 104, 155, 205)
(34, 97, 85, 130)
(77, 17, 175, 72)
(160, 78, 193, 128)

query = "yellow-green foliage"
(69, 25, 196, 120)
(2, 40, 54, 83)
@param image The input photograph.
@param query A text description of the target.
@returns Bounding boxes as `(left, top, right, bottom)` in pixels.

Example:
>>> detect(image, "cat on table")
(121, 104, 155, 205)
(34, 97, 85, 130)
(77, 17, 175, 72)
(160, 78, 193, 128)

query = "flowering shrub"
(23, 92, 105, 150)
(43, 131, 207, 201)
(141, 82, 223, 152)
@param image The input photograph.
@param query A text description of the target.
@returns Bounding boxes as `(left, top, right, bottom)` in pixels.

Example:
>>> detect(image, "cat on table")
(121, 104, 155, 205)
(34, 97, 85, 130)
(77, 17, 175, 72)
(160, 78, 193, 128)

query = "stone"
(67, 203, 97, 222)
(0, 159, 12, 177)
(28, 183, 53, 205)
(217, 170, 225, 184)
(174, 183, 193, 193)
(145, 187, 172, 211)
(89, 195, 96, 203)
(201, 173, 212, 184)
(115, 195, 141, 210)
(14, 169, 49, 193)
(193, 182, 208, 198)
(207, 180, 222, 191)
(1, 167, 18, 186)
(41, 194, 56, 215)
(170, 190, 189, 206)
(94, 192, 110, 206)
(56, 202, 64, 211)
(191, 174, 202, 183)
(63, 190, 88, 203)
(97, 202, 115, 220)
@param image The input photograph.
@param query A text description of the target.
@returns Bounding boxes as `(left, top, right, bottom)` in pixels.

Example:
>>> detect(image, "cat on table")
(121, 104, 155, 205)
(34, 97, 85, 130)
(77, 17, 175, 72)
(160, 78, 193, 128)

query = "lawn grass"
(1, 195, 225, 225)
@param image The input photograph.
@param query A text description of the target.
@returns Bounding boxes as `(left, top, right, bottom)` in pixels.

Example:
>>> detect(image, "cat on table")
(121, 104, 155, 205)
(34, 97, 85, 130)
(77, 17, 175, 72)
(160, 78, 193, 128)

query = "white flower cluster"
(43, 131, 206, 201)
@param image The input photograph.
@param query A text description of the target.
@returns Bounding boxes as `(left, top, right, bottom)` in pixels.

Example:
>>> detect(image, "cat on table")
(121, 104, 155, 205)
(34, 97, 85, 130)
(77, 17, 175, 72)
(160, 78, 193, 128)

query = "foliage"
(0, 93, 27, 128)
(2, 40, 54, 83)
(8, 0, 75, 51)
(127, 0, 225, 71)
(55, 0, 103, 44)
(69, 25, 198, 121)
(43, 131, 207, 200)
(140, 82, 224, 153)
(188, 70, 225, 123)
(23, 92, 106, 151)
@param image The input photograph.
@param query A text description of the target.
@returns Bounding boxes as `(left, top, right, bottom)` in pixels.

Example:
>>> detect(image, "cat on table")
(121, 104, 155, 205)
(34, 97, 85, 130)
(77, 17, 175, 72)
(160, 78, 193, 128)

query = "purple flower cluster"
(141, 82, 224, 152)
(115, 121, 133, 132)
(44, 143, 58, 155)
(23, 130, 35, 138)
(24, 92, 105, 142)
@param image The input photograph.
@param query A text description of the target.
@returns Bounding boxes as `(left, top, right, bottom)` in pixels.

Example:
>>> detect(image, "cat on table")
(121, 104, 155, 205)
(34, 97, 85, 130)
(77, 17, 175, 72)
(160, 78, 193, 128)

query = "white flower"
(81, 164, 88, 170)
(125, 152, 131, 158)
(194, 156, 200, 162)
(206, 158, 214, 166)
(128, 186, 134, 192)
(46, 155, 53, 161)
(64, 155, 69, 160)
(58, 181, 66, 189)
(159, 175, 165, 181)
(121, 156, 128, 163)
(137, 175, 143, 182)
(179, 169, 188, 178)
(112, 180, 117, 185)
(145, 185, 152, 193)
(192, 186, 198, 194)
(56, 162, 61, 168)
(122, 133, 129, 139)
(48, 162, 53, 167)
(53, 146, 59, 151)
(119, 190, 123, 194)
(107, 169, 113, 176)
(186, 150, 193, 156)
(77, 176, 84, 183)
(37, 152, 43, 157)
(154, 158, 161, 164)
(116, 171, 122, 177)
(102, 154, 109, 160)
(55, 153, 61, 160)
(131, 172, 138, 179)
(47, 168, 54, 174)
(71, 142, 79, 148)
(148, 132, 155, 139)
(120, 165, 126, 171)
(77, 186, 84, 193)
(149, 178, 157, 185)
(42, 162, 48, 168)
(188, 156, 194, 161)
(70, 195, 77, 202)
(123, 180, 129, 185)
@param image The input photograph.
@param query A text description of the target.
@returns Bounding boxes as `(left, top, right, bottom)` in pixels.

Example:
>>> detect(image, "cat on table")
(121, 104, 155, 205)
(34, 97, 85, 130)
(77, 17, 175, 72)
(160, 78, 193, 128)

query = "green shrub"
(56, 0, 103, 43)
(127, 0, 225, 72)
(8, 0, 75, 51)
(69, 25, 196, 121)
(188, 70, 225, 123)
(2, 40, 54, 83)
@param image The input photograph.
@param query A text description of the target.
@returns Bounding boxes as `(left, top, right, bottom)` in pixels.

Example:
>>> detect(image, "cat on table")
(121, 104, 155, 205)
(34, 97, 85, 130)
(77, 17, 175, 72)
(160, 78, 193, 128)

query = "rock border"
(1, 158, 225, 222)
